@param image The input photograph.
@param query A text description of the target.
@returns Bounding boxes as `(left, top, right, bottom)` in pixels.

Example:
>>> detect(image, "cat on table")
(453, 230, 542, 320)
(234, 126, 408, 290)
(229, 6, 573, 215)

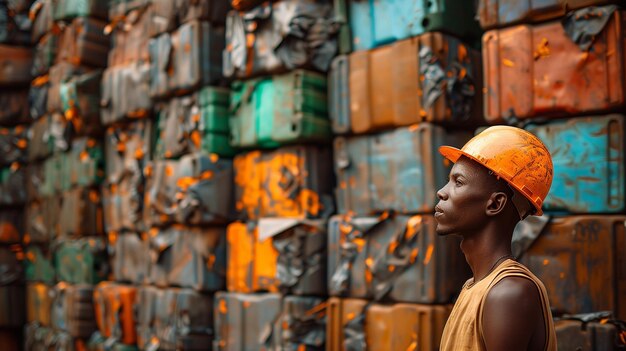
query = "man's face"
(435, 157, 493, 236)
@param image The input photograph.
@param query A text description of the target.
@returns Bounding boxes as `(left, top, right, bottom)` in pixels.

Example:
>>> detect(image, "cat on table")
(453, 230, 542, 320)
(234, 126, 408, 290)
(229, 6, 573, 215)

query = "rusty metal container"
(555, 314, 626, 351)
(56, 17, 110, 68)
(0, 208, 23, 244)
(484, 7, 626, 123)
(0, 43, 32, 86)
(330, 33, 483, 134)
(478, 0, 620, 29)
(213, 292, 282, 351)
(100, 62, 152, 126)
(26, 282, 53, 326)
(518, 215, 626, 319)
(334, 124, 470, 215)
(326, 298, 369, 351)
(111, 231, 149, 285)
(365, 303, 452, 351)
(0, 124, 29, 167)
(226, 219, 327, 295)
(328, 214, 469, 304)
(94, 282, 138, 345)
(277, 296, 327, 351)
(58, 187, 104, 239)
(234, 146, 334, 220)
(526, 114, 625, 214)
(147, 225, 226, 292)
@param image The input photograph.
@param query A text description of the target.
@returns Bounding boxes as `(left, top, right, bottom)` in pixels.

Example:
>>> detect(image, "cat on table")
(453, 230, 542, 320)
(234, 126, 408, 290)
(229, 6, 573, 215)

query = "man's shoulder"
(486, 275, 541, 307)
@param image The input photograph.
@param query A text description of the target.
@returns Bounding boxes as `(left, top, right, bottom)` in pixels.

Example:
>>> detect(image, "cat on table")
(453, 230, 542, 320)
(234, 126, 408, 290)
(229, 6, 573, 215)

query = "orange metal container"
(365, 303, 452, 351)
(483, 9, 626, 123)
(343, 33, 482, 134)
(326, 298, 369, 351)
(26, 282, 53, 326)
(226, 222, 278, 294)
(93, 282, 138, 345)
(519, 215, 626, 319)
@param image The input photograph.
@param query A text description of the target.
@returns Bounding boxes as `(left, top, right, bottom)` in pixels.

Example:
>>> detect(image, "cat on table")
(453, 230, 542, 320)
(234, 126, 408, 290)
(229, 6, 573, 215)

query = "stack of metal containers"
(477, 1, 626, 349)
(326, 0, 483, 349)
(0, 3, 32, 349)
(25, 0, 111, 349)
(216, 0, 338, 350)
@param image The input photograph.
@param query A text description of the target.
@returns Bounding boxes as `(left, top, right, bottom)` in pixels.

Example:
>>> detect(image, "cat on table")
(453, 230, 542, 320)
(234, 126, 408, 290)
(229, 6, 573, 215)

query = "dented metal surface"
(365, 303, 452, 351)
(227, 219, 327, 295)
(111, 231, 149, 284)
(101, 62, 152, 126)
(55, 17, 111, 68)
(347, 0, 481, 52)
(224, 0, 339, 78)
(137, 286, 214, 351)
(526, 115, 625, 213)
(149, 20, 224, 99)
(554, 316, 626, 351)
(60, 71, 104, 137)
(334, 124, 470, 215)
(54, 238, 109, 285)
(144, 152, 234, 227)
(518, 215, 626, 319)
(155, 87, 234, 159)
(0, 124, 29, 167)
(148, 225, 226, 292)
(52, 283, 98, 338)
(483, 9, 626, 123)
(0, 0, 31, 45)
(478, 0, 619, 29)
(234, 146, 334, 220)
(93, 282, 138, 345)
(230, 70, 332, 148)
(328, 214, 469, 304)
(330, 33, 483, 134)
(32, 33, 59, 77)
(326, 298, 368, 351)
(213, 291, 282, 351)
(28, 112, 71, 162)
(58, 187, 104, 238)
(63, 137, 105, 190)
(278, 296, 327, 351)
(30, 0, 54, 44)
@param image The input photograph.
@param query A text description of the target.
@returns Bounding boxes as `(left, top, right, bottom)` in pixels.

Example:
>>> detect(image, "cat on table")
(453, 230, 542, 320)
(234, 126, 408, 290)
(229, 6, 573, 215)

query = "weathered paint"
(93, 282, 138, 345)
(100, 62, 152, 126)
(478, 0, 618, 29)
(326, 298, 369, 351)
(334, 124, 470, 215)
(230, 70, 331, 149)
(54, 238, 108, 285)
(60, 71, 104, 137)
(155, 88, 234, 159)
(58, 187, 104, 239)
(484, 11, 626, 123)
(519, 215, 626, 319)
(327, 214, 469, 304)
(111, 231, 149, 285)
(0, 43, 32, 86)
(330, 34, 483, 135)
(555, 319, 625, 350)
(150, 20, 224, 99)
(347, 0, 481, 52)
(277, 296, 327, 350)
(52, 0, 108, 21)
(24, 245, 55, 285)
(56, 17, 110, 68)
(213, 291, 282, 351)
(527, 115, 625, 213)
(226, 222, 278, 294)
(365, 303, 452, 351)
(26, 283, 53, 327)
(234, 146, 333, 220)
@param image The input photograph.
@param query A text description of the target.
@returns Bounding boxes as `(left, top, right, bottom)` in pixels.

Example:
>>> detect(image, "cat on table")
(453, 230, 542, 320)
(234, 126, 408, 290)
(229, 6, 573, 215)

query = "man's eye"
(455, 180, 463, 187)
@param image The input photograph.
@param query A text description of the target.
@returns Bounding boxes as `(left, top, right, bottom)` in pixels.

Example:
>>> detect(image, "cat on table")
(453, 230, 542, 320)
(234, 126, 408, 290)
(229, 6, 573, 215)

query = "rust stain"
(423, 244, 434, 265)
(502, 58, 515, 67)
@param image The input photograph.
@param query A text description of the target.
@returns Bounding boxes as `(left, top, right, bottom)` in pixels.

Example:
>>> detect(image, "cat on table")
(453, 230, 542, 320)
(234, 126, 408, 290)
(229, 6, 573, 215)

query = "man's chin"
(435, 224, 453, 236)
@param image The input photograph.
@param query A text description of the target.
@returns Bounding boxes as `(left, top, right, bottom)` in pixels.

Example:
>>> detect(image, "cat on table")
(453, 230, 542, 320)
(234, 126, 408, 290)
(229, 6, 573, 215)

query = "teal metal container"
(230, 70, 331, 149)
(53, 0, 109, 21)
(54, 238, 108, 285)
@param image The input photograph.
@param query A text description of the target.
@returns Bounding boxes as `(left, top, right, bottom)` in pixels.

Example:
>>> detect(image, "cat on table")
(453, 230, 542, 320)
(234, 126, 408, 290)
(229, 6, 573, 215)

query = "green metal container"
(54, 238, 108, 285)
(24, 246, 55, 285)
(62, 137, 104, 191)
(53, 0, 109, 21)
(155, 87, 235, 159)
(230, 70, 331, 149)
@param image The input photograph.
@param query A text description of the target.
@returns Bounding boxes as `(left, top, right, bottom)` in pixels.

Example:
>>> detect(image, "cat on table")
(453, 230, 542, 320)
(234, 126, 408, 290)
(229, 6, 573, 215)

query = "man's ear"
(486, 192, 508, 216)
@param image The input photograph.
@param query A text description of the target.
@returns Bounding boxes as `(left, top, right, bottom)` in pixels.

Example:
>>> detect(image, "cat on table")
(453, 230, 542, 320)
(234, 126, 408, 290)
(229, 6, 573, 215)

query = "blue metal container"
(334, 124, 470, 215)
(347, 0, 481, 52)
(526, 115, 625, 214)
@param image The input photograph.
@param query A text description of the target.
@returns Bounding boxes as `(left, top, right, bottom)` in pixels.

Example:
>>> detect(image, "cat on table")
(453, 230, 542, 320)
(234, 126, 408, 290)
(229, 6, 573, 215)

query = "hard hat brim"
(438, 145, 544, 216)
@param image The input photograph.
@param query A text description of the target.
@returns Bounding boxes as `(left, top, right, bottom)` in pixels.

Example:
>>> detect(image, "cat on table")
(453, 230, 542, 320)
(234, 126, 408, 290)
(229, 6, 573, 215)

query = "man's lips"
(434, 205, 444, 217)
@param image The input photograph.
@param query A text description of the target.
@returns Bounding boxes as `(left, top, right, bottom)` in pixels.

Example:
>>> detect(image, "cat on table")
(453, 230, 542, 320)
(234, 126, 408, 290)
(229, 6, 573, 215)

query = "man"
(436, 126, 557, 351)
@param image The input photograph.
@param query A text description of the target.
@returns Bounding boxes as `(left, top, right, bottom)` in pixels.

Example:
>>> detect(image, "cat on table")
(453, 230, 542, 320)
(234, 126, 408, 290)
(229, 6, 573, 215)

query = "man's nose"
(437, 186, 448, 201)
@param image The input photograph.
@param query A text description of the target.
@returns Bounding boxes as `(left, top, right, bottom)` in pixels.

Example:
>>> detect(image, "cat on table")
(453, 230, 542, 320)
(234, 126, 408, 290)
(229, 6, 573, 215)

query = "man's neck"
(459, 224, 514, 283)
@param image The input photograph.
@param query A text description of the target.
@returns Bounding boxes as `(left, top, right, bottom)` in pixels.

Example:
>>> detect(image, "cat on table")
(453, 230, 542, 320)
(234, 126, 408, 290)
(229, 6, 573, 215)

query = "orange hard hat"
(439, 126, 553, 216)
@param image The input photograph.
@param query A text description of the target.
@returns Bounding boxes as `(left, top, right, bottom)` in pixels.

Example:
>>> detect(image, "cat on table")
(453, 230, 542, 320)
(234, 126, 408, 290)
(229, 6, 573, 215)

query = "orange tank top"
(440, 259, 557, 351)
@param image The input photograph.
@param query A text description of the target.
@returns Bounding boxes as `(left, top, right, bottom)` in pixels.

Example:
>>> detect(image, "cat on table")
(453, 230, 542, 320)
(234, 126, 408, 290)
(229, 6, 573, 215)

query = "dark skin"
(435, 156, 547, 351)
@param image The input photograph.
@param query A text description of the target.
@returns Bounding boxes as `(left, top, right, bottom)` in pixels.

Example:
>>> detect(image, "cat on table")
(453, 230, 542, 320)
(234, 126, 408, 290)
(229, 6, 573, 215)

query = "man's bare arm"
(483, 277, 544, 351)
